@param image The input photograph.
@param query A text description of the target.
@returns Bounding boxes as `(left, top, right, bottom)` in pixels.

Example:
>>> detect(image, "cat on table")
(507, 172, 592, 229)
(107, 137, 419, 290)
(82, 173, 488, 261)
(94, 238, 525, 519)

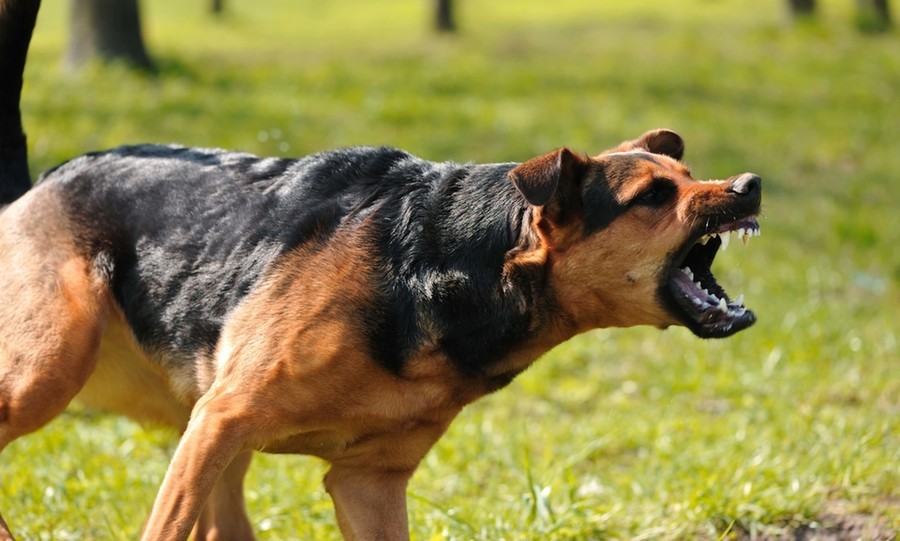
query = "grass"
(3, 0, 898, 539)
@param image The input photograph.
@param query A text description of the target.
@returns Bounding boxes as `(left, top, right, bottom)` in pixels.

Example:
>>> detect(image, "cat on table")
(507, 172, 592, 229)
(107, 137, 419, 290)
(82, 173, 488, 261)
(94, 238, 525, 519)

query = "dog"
(0, 126, 761, 540)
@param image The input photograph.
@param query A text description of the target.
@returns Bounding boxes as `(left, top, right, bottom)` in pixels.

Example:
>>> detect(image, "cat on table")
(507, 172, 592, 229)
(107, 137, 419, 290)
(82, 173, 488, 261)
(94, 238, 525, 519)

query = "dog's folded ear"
(509, 148, 588, 207)
(602, 129, 685, 160)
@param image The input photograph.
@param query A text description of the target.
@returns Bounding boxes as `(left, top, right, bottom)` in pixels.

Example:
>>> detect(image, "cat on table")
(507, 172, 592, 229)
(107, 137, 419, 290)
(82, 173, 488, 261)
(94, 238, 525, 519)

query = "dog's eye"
(634, 178, 675, 206)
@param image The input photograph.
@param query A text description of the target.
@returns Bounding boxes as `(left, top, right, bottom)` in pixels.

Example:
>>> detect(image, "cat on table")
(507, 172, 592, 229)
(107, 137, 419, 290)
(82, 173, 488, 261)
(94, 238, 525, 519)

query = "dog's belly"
(75, 310, 193, 430)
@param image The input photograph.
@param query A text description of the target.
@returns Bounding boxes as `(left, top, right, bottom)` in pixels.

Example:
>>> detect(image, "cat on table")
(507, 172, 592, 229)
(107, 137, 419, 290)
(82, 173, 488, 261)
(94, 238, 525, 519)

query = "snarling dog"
(0, 129, 761, 540)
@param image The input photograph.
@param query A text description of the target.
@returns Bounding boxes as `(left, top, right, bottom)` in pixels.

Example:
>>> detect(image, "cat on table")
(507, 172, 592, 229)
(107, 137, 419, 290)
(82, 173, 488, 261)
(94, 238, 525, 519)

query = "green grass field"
(2, 0, 898, 539)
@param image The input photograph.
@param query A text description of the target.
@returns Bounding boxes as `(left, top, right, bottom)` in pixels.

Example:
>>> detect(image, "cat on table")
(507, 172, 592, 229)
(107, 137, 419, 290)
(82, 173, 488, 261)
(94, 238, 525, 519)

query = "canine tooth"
(720, 230, 731, 251)
(718, 298, 728, 312)
(735, 294, 744, 306)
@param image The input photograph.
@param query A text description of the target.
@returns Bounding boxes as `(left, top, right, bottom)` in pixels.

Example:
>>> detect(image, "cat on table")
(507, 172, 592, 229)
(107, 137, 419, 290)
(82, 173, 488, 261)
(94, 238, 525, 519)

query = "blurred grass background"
(2, 0, 898, 539)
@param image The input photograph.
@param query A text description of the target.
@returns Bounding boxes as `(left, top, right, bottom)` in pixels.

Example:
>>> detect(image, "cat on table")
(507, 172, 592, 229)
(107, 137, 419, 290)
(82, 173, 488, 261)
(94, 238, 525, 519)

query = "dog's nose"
(727, 173, 761, 197)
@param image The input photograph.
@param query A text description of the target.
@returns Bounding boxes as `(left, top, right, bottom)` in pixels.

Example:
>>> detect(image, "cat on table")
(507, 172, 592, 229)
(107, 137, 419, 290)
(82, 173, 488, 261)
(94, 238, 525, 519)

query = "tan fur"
(75, 309, 192, 429)
(0, 187, 107, 447)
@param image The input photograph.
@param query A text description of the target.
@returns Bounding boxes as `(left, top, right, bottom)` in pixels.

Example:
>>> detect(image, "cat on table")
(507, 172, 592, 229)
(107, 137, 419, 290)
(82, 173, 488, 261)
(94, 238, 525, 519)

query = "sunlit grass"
(3, 0, 897, 539)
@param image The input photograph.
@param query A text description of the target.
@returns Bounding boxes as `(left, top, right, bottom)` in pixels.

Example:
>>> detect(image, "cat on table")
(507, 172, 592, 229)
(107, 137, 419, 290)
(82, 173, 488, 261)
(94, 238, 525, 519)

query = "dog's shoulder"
(353, 158, 545, 378)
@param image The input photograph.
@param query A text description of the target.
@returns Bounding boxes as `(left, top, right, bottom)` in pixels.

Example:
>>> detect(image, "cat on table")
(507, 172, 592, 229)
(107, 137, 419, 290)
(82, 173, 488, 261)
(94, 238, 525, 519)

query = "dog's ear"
(509, 148, 588, 207)
(602, 129, 684, 160)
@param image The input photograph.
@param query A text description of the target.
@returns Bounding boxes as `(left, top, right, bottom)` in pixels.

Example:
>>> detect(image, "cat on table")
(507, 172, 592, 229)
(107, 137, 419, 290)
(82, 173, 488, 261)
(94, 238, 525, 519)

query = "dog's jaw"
(664, 217, 760, 338)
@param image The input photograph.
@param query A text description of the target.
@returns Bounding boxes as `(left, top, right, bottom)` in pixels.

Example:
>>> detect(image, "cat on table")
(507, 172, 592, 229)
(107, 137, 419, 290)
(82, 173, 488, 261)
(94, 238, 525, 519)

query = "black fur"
(582, 153, 663, 232)
(43, 144, 549, 377)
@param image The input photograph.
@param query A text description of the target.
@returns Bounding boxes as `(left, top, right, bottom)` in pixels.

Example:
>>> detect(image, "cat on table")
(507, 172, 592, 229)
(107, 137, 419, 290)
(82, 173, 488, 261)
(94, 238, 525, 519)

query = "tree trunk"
(211, 0, 223, 16)
(856, 0, 892, 29)
(66, 0, 154, 71)
(787, 0, 816, 17)
(0, 0, 42, 202)
(434, 0, 455, 32)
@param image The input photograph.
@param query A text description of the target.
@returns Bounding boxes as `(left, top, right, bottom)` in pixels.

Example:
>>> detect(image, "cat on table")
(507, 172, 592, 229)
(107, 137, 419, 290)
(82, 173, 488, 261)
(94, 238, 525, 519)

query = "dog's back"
(2, 140, 537, 410)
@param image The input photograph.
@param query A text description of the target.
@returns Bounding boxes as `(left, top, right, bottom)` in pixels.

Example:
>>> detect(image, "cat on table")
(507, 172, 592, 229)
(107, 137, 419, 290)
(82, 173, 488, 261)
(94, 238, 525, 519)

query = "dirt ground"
(735, 502, 897, 541)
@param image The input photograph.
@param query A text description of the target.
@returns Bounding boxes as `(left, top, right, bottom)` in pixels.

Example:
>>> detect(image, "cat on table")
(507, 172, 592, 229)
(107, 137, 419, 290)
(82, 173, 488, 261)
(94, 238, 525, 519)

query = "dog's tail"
(0, 0, 42, 206)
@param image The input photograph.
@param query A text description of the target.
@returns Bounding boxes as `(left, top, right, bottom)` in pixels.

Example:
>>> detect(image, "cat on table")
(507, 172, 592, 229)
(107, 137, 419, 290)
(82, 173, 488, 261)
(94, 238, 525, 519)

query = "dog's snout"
(727, 173, 761, 197)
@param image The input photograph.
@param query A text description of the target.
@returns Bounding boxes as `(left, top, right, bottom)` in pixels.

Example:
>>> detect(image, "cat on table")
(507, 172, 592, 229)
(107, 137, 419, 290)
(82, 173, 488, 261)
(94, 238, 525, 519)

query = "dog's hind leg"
(0, 192, 107, 538)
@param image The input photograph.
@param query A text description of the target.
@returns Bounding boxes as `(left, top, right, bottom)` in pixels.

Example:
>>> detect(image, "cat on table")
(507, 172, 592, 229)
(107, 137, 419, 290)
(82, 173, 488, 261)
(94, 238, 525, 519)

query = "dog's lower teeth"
(718, 298, 728, 312)
(735, 294, 744, 306)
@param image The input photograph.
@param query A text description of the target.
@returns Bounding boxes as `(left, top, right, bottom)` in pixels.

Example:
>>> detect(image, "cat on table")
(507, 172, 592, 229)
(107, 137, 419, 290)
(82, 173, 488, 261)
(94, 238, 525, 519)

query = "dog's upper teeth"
(698, 226, 760, 248)
(700, 232, 718, 245)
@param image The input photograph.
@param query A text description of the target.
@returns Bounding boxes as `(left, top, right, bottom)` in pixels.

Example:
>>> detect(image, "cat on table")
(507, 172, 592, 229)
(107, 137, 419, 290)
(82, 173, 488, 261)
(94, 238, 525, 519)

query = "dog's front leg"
(191, 450, 256, 541)
(324, 465, 414, 541)
(322, 418, 456, 541)
(141, 390, 256, 541)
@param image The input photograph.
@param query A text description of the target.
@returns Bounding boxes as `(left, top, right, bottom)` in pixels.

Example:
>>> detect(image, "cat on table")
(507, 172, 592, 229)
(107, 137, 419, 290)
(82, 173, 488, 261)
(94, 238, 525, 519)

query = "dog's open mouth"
(666, 217, 760, 338)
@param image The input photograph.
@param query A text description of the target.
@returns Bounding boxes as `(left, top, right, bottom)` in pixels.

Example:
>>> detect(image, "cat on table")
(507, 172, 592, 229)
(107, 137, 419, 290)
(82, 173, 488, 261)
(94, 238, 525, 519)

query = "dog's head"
(509, 129, 761, 338)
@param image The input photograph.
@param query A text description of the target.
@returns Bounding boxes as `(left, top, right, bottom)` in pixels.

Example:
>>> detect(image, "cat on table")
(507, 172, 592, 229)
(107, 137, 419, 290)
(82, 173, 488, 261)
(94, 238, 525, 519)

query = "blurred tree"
(212, 0, 223, 16)
(434, 0, 455, 32)
(787, 0, 816, 17)
(0, 0, 41, 200)
(66, 0, 154, 71)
